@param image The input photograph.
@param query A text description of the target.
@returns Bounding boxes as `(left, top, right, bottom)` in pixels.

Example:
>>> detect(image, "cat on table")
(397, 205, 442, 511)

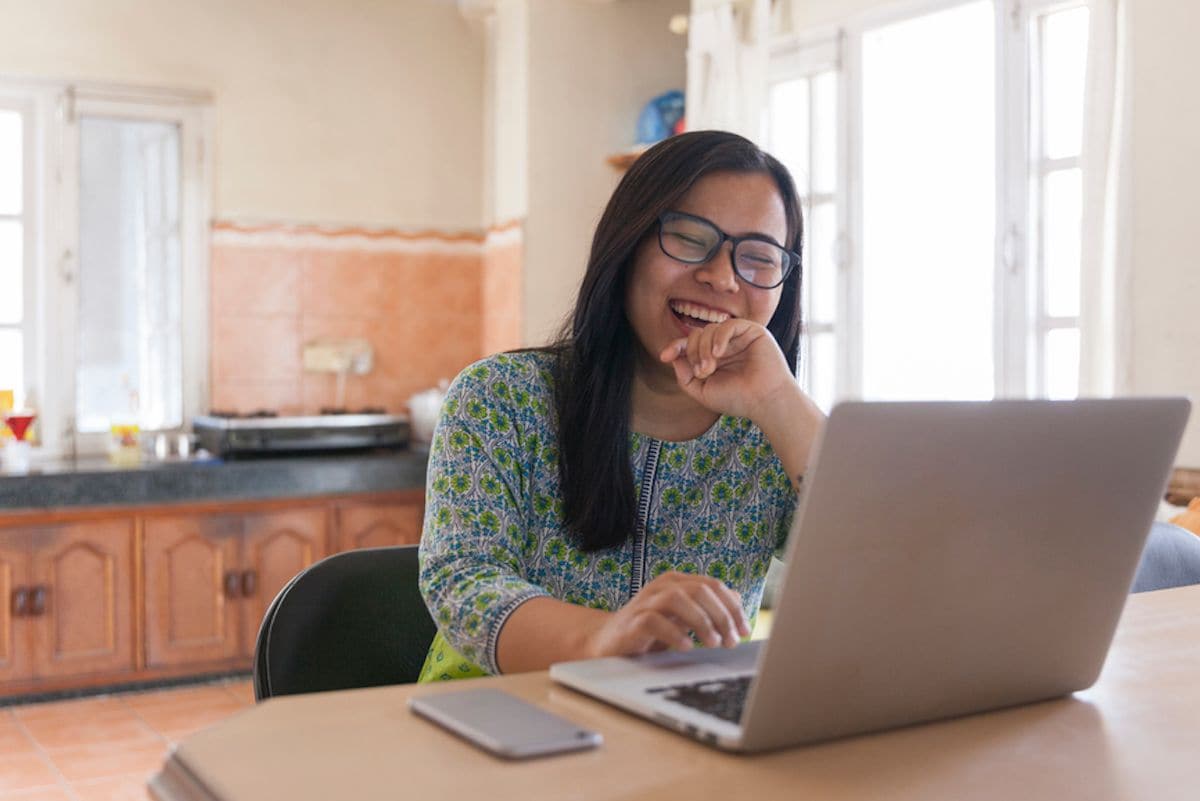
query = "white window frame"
(765, 31, 849, 405)
(768, 0, 1094, 402)
(0, 90, 40, 417)
(1016, 0, 1089, 399)
(0, 77, 212, 458)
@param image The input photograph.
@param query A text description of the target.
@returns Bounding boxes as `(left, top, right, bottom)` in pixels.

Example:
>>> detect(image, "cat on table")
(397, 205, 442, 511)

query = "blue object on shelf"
(636, 90, 685, 146)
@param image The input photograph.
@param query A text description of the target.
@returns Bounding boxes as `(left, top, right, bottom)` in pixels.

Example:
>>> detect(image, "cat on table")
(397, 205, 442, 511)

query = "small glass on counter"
(109, 421, 142, 466)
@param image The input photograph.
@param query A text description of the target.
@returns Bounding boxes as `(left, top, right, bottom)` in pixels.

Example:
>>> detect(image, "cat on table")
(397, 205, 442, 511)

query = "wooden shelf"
(1166, 467, 1200, 507)
(606, 147, 649, 172)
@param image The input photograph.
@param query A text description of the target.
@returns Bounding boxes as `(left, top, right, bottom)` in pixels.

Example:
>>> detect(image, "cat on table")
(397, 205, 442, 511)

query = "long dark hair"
(550, 130, 804, 553)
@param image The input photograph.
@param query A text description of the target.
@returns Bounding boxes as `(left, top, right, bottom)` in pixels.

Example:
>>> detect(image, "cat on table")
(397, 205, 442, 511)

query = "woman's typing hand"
(582, 571, 751, 658)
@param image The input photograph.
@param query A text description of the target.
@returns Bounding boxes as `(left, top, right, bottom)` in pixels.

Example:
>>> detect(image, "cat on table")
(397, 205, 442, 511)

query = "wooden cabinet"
(0, 490, 420, 698)
(144, 509, 327, 668)
(239, 509, 329, 656)
(0, 521, 135, 684)
(143, 514, 242, 668)
(0, 534, 33, 684)
(335, 501, 423, 551)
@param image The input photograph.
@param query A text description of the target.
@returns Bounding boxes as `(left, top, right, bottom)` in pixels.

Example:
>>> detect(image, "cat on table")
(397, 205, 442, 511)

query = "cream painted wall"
(0, 0, 485, 229)
(523, 0, 689, 345)
(483, 0, 529, 226)
(1128, 1, 1200, 465)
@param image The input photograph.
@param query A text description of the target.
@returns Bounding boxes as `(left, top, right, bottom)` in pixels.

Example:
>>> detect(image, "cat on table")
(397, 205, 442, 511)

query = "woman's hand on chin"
(657, 318, 802, 427)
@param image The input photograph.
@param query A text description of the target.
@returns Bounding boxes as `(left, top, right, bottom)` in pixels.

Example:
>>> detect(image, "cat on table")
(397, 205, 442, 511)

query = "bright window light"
(861, 1, 996, 400)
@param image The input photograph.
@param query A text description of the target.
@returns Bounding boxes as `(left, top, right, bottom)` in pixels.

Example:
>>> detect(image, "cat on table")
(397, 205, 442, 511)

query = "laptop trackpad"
(627, 639, 763, 674)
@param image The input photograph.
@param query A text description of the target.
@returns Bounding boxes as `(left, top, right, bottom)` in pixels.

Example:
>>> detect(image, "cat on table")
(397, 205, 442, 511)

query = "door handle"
(223, 570, 242, 599)
(241, 569, 257, 598)
(11, 586, 29, 617)
(29, 585, 49, 616)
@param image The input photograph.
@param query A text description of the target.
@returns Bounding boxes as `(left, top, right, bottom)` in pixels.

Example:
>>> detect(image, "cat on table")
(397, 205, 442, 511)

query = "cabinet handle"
(223, 570, 242, 598)
(241, 569, 258, 598)
(11, 586, 29, 617)
(30, 585, 48, 616)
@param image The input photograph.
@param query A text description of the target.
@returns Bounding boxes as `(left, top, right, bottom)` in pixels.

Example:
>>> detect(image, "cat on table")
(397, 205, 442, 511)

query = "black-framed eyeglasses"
(657, 211, 798, 290)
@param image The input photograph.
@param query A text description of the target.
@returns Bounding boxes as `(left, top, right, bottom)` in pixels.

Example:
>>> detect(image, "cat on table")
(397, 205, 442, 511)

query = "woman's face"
(625, 170, 789, 377)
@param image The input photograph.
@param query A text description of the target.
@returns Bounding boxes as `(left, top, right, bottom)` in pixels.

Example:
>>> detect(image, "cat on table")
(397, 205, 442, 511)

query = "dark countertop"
(0, 449, 428, 512)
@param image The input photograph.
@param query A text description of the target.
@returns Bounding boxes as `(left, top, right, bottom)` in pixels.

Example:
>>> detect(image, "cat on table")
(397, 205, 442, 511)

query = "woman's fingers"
(596, 573, 751, 658)
(644, 575, 747, 648)
(659, 338, 687, 364)
(686, 325, 722, 379)
(712, 319, 756, 361)
(648, 586, 720, 647)
(687, 584, 742, 647)
(634, 610, 695, 652)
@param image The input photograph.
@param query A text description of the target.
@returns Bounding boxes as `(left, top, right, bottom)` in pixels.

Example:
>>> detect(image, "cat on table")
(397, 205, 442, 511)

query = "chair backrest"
(254, 545, 437, 702)
(1132, 521, 1200, 593)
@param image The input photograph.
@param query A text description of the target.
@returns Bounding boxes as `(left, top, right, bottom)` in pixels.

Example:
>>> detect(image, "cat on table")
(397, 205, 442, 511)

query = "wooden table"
(150, 585, 1200, 801)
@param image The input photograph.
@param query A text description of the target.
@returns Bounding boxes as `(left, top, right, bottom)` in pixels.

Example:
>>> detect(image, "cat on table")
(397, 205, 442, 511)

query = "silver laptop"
(550, 398, 1191, 752)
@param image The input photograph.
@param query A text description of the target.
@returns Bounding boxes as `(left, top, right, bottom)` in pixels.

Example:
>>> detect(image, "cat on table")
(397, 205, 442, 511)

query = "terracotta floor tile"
(119, 685, 235, 712)
(0, 753, 60, 793)
(0, 711, 38, 755)
(17, 708, 159, 752)
(0, 787, 74, 801)
(44, 741, 169, 784)
(69, 774, 154, 801)
(129, 701, 244, 741)
(220, 681, 255, 706)
(11, 697, 125, 724)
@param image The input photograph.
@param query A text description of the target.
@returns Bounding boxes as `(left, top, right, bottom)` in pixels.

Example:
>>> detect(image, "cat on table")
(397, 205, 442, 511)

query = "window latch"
(1001, 225, 1021, 275)
(59, 249, 75, 285)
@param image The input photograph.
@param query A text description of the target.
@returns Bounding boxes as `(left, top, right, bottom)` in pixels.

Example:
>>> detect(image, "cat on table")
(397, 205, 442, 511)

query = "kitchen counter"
(0, 450, 428, 511)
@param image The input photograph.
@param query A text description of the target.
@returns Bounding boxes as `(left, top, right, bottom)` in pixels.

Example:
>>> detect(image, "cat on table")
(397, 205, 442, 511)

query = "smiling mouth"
(670, 300, 730, 328)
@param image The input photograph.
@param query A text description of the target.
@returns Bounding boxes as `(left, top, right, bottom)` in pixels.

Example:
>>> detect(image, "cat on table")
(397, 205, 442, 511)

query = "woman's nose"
(692, 242, 740, 292)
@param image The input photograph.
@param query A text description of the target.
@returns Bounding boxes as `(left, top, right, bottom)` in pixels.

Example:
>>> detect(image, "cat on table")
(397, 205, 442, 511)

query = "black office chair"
(254, 545, 437, 702)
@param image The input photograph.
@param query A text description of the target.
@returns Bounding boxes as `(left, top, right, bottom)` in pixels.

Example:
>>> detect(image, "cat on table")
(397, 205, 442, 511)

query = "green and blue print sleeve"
(418, 360, 550, 675)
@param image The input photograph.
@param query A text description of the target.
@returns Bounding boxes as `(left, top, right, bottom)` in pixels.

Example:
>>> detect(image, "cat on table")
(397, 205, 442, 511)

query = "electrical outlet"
(303, 339, 373, 374)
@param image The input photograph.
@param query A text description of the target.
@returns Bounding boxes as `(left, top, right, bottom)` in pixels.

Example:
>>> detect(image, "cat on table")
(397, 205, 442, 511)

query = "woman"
(418, 130, 825, 681)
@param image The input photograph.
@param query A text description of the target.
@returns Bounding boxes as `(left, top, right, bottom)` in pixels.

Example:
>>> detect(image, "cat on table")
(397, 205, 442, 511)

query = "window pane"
(76, 117, 184, 433)
(0, 329, 22, 406)
(769, 78, 810, 196)
(0, 110, 20, 215)
(808, 201, 837, 322)
(1041, 7, 1090, 160)
(811, 70, 837, 195)
(1044, 328, 1080, 399)
(807, 331, 836, 414)
(1044, 167, 1082, 317)
(0, 221, 21, 324)
(861, 1, 995, 400)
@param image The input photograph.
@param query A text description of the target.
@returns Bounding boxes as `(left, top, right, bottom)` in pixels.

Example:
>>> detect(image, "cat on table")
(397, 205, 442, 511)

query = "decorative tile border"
(210, 219, 522, 254)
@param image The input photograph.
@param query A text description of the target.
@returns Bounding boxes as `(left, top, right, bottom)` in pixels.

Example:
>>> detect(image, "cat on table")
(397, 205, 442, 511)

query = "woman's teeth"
(670, 301, 730, 324)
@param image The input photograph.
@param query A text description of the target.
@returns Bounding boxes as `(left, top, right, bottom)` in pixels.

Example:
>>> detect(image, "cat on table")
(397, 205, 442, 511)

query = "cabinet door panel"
(144, 515, 241, 668)
(0, 530, 33, 684)
(336, 503, 423, 552)
(240, 509, 328, 656)
(30, 521, 136, 679)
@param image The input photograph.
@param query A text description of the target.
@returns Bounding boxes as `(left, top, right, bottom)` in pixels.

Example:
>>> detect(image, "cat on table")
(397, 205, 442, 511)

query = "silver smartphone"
(409, 687, 602, 759)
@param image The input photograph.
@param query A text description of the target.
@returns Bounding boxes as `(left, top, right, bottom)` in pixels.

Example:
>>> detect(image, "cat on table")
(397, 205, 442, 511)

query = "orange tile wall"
(209, 222, 523, 415)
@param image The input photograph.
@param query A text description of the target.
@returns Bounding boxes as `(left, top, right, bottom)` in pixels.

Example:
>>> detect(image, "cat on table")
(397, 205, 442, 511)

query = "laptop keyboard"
(647, 675, 753, 724)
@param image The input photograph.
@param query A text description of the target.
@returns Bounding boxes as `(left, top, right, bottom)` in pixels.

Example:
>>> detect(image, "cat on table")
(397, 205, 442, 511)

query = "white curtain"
(685, 0, 771, 140)
(1078, 0, 1132, 396)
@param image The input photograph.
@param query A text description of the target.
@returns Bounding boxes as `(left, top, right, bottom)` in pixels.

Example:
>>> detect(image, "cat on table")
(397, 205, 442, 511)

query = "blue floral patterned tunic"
(417, 350, 797, 682)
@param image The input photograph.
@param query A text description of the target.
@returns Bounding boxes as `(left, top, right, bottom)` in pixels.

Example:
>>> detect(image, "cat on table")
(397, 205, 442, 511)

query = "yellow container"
(109, 422, 142, 466)
(0, 390, 13, 442)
